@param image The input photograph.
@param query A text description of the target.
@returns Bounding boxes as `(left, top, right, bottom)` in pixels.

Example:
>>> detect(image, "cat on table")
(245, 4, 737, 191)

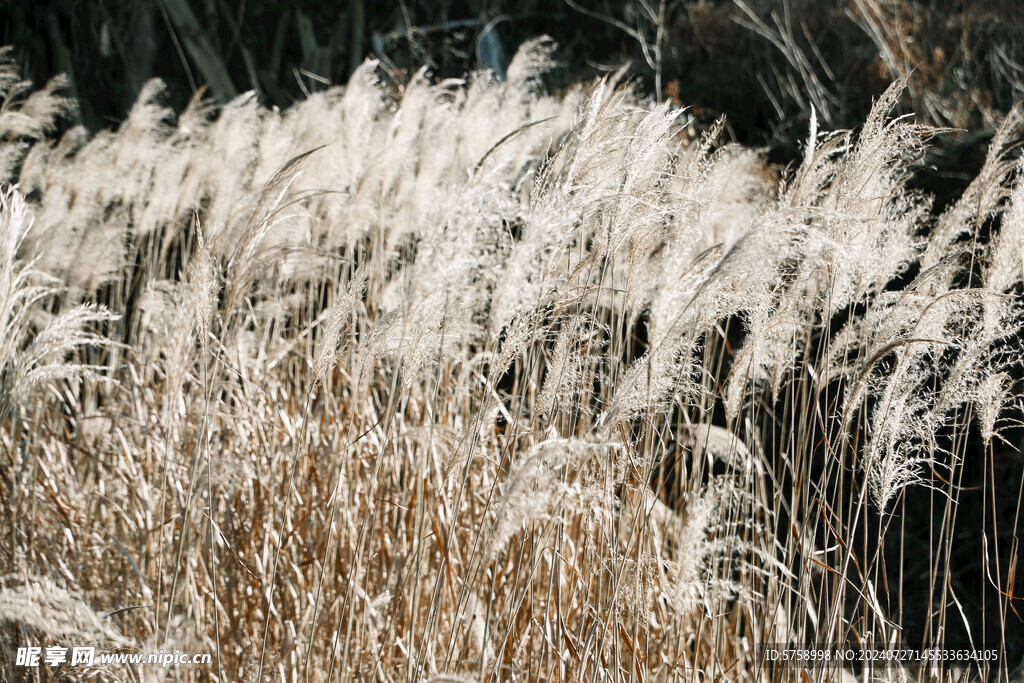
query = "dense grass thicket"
(1, 39, 1023, 681)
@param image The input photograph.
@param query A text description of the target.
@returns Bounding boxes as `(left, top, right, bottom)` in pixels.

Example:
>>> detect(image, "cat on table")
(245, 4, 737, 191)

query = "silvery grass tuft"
(1, 36, 1023, 682)
(0, 187, 116, 420)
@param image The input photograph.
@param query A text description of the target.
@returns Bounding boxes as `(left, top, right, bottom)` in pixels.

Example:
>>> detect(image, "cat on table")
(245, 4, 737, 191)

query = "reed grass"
(1, 38, 1022, 682)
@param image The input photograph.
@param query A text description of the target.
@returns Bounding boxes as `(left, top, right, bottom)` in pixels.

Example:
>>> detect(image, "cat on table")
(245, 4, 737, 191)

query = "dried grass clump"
(0, 575, 131, 647)
(1, 35, 1023, 682)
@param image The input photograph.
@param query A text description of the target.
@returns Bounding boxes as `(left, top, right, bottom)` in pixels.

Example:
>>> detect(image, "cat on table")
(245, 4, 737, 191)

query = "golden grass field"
(1, 38, 1023, 681)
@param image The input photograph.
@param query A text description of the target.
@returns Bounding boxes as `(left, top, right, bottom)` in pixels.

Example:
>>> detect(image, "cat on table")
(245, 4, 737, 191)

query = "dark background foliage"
(6, 1, 1023, 139)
